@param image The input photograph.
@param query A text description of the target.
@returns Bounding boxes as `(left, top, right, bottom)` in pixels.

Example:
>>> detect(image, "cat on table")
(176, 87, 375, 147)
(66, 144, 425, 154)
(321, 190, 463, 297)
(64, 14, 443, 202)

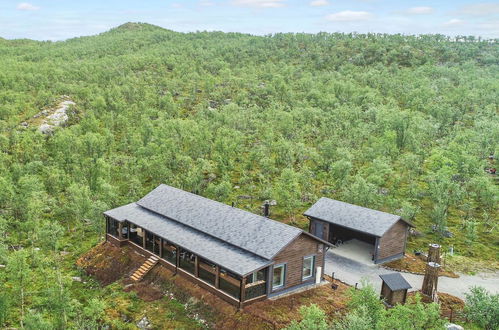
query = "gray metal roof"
(136, 184, 302, 259)
(303, 197, 404, 237)
(104, 203, 271, 276)
(379, 273, 412, 291)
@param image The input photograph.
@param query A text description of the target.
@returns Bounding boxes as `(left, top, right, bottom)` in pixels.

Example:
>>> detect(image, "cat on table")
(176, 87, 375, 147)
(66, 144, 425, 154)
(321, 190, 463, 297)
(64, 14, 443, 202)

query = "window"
(248, 269, 266, 284)
(272, 264, 286, 290)
(302, 255, 315, 280)
(106, 217, 119, 238)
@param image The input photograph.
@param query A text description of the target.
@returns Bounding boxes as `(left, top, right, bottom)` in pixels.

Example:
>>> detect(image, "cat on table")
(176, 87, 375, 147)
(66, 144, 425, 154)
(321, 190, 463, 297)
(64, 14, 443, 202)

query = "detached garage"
(304, 197, 413, 264)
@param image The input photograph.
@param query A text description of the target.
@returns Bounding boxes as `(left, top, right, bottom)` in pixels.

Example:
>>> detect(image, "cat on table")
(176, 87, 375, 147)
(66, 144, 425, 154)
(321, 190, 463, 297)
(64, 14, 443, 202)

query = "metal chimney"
(263, 201, 270, 217)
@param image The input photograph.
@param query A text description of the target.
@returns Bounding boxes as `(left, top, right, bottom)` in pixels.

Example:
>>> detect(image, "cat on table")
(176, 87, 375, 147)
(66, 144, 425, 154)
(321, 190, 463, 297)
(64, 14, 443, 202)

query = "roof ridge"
(151, 184, 299, 229)
(317, 197, 400, 218)
(136, 184, 303, 259)
(135, 202, 274, 260)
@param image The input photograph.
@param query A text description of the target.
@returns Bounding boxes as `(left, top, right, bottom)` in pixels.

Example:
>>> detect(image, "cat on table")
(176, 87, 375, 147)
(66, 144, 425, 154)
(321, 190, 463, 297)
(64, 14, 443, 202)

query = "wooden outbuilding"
(304, 198, 414, 264)
(104, 184, 331, 309)
(379, 273, 412, 306)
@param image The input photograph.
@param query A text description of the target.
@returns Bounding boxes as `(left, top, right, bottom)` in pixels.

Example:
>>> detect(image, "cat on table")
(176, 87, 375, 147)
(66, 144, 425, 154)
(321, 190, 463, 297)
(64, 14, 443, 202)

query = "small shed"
(379, 273, 412, 306)
(304, 198, 414, 264)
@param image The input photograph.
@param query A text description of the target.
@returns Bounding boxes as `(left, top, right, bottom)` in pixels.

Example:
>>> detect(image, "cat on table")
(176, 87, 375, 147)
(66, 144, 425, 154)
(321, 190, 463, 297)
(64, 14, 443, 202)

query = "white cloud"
(231, 0, 286, 8)
(405, 6, 434, 15)
(16, 2, 40, 11)
(171, 3, 182, 8)
(310, 0, 329, 6)
(443, 19, 465, 27)
(458, 3, 499, 16)
(326, 11, 373, 22)
(199, 1, 215, 6)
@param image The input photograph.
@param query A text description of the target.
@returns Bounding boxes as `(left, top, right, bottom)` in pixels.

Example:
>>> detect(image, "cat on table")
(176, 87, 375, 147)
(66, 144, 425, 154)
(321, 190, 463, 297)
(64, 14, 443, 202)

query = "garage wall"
(377, 220, 408, 262)
(310, 219, 329, 241)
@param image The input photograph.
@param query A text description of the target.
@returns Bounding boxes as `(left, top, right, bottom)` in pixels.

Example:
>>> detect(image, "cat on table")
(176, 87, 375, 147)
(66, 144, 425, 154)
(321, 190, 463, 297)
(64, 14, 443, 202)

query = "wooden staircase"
(130, 255, 159, 282)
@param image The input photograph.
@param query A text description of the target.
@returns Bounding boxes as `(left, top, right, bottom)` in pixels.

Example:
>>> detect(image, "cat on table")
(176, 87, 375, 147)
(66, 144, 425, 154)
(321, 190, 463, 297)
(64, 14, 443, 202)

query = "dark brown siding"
(310, 219, 329, 241)
(380, 282, 391, 301)
(391, 289, 407, 305)
(272, 233, 325, 291)
(377, 220, 408, 260)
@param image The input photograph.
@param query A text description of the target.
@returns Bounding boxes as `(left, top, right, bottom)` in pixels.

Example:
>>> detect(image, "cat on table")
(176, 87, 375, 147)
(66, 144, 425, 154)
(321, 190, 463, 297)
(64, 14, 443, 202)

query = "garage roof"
(304, 197, 411, 237)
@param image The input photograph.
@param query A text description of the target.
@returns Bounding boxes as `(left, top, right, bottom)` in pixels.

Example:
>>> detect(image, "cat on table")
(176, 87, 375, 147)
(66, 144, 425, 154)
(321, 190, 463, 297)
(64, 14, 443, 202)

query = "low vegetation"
(0, 23, 497, 327)
(286, 283, 495, 329)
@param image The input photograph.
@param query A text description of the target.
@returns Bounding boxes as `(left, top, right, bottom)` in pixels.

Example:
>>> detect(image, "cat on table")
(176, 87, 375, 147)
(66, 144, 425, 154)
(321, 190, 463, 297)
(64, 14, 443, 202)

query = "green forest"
(0, 22, 497, 328)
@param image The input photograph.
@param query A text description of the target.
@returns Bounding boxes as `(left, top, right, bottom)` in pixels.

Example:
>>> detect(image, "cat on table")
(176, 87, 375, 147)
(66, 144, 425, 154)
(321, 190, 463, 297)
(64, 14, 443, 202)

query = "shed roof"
(104, 203, 271, 276)
(303, 197, 409, 237)
(379, 273, 412, 291)
(136, 184, 302, 260)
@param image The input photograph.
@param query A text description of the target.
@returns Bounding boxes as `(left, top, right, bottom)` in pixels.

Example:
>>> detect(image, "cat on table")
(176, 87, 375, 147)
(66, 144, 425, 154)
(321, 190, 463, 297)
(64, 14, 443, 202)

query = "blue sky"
(1, 1, 498, 40)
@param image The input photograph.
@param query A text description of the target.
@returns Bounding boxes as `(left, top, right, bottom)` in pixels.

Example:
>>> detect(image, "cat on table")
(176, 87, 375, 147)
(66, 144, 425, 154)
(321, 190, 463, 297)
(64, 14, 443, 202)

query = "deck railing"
(245, 280, 267, 300)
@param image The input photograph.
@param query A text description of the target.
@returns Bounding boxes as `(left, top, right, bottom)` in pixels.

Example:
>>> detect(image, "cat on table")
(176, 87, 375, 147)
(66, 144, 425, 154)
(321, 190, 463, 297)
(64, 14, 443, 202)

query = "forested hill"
(0, 22, 497, 326)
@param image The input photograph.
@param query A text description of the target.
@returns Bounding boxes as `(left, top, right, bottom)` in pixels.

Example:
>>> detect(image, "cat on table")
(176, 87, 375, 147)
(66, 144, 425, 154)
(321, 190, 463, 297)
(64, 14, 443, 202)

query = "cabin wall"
(377, 220, 408, 262)
(272, 233, 325, 292)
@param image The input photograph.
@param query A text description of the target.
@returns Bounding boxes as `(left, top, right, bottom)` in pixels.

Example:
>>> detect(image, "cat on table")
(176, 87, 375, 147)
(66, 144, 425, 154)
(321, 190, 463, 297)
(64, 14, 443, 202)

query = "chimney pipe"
(263, 201, 270, 217)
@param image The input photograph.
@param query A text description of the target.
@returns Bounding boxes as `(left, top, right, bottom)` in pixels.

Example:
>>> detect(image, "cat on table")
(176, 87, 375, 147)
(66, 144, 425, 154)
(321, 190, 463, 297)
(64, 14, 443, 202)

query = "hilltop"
(0, 23, 497, 328)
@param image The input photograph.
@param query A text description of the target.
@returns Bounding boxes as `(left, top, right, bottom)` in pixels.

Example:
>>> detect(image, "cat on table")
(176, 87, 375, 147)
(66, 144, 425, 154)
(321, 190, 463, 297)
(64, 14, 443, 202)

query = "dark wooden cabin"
(379, 273, 412, 306)
(304, 198, 413, 264)
(104, 184, 330, 308)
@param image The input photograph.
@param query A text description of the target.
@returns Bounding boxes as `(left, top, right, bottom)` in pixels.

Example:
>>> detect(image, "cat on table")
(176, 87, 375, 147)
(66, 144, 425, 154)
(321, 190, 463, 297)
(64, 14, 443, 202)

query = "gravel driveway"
(324, 250, 499, 300)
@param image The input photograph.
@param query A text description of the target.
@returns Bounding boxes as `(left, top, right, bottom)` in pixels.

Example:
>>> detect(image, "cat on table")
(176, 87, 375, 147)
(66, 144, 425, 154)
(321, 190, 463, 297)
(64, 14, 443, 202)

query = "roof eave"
(304, 215, 383, 237)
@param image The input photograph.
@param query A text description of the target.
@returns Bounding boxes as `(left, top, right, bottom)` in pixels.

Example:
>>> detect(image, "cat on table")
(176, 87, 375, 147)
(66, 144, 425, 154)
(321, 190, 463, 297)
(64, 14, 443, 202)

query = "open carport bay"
(329, 239, 374, 265)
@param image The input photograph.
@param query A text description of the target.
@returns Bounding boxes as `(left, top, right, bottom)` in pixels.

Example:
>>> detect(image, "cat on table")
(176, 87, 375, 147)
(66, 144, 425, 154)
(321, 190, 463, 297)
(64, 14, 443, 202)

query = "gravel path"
(324, 251, 499, 300)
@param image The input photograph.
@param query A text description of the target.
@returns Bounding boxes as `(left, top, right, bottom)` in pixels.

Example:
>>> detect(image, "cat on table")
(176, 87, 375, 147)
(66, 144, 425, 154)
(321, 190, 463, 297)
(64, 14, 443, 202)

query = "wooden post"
(422, 262, 440, 302)
(126, 222, 130, 240)
(159, 238, 163, 258)
(142, 229, 146, 249)
(215, 265, 220, 288)
(428, 244, 441, 263)
(239, 276, 246, 310)
(105, 216, 108, 235)
(118, 222, 123, 240)
(175, 246, 180, 275)
(195, 256, 199, 278)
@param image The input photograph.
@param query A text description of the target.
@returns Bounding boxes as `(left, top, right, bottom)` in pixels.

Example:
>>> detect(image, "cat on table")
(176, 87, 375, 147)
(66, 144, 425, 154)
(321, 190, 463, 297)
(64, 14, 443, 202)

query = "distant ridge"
(106, 22, 171, 34)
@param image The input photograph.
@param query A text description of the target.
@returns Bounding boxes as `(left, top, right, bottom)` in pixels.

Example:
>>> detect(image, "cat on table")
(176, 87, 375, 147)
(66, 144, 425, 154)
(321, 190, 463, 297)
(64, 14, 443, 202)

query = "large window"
(247, 269, 266, 284)
(161, 240, 177, 264)
(272, 264, 286, 290)
(302, 255, 315, 281)
(106, 217, 119, 238)
(178, 248, 195, 274)
(219, 269, 241, 299)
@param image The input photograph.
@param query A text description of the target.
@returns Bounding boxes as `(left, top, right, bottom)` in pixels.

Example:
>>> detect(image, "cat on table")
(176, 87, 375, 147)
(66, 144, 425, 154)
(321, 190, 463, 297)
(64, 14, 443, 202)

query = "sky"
(1, 1, 498, 40)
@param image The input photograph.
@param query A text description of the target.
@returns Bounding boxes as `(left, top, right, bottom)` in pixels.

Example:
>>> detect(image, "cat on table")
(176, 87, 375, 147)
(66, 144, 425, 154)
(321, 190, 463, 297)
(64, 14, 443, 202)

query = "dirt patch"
(76, 241, 145, 285)
(384, 253, 459, 278)
(79, 243, 352, 329)
(408, 290, 465, 322)
(123, 281, 164, 302)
